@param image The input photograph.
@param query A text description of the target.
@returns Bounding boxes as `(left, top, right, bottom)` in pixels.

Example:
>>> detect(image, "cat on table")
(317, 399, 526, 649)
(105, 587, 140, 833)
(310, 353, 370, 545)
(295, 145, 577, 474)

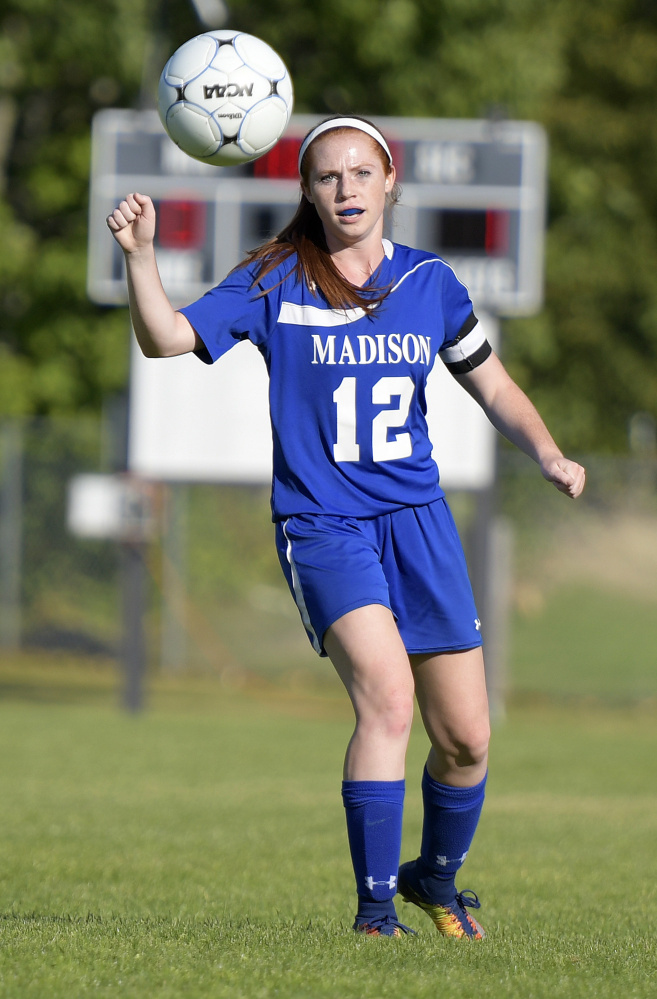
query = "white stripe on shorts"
(282, 519, 322, 654)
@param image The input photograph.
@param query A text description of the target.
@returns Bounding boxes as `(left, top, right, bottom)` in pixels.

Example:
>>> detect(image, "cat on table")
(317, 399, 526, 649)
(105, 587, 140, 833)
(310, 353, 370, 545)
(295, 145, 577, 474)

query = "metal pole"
(0, 421, 23, 650)
(121, 539, 147, 712)
(482, 516, 514, 720)
(161, 482, 188, 671)
(466, 476, 512, 721)
(467, 484, 495, 627)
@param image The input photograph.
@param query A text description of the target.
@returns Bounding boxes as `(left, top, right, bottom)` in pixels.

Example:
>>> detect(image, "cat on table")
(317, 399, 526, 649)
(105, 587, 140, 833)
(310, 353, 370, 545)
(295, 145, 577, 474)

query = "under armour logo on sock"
(436, 851, 468, 866)
(365, 875, 397, 891)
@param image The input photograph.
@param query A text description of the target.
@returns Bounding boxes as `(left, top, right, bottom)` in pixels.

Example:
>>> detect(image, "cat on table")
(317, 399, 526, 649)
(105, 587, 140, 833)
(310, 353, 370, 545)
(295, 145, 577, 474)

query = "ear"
(384, 164, 397, 191)
(301, 182, 313, 204)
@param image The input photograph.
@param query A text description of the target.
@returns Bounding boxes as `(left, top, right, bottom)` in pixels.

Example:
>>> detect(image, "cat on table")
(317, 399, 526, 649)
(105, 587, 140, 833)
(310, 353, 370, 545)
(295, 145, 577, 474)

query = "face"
(301, 130, 396, 252)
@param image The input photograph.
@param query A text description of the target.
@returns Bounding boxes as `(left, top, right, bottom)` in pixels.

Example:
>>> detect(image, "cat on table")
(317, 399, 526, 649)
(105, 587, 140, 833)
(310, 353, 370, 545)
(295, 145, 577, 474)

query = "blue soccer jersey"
(179, 240, 490, 521)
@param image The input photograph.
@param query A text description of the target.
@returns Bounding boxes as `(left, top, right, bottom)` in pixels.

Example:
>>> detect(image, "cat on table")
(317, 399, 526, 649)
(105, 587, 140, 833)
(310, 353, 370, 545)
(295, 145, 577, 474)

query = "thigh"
(325, 604, 416, 780)
(325, 603, 414, 715)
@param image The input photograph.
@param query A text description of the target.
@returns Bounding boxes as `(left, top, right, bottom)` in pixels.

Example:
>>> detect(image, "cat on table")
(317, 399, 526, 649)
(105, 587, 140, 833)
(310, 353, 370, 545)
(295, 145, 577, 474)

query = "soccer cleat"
(353, 915, 416, 937)
(397, 862, 485, 939)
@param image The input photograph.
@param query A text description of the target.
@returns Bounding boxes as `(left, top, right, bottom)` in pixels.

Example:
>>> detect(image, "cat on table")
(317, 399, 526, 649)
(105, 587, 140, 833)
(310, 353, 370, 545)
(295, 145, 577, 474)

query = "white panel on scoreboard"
(128, 338, 272, 484)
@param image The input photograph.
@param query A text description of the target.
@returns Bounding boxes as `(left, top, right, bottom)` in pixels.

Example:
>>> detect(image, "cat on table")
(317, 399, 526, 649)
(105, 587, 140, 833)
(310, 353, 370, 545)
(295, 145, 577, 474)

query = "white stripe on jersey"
(278, 302, 369, 327)
(389, 255, 470, 300)
(278, 251, 467, 330)
(389, 257, 444, 294)
(439, 322, 488, 364)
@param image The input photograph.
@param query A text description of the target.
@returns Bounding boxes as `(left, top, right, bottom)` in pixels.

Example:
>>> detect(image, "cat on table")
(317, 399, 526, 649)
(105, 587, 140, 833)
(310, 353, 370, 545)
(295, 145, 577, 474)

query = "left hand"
(540, 456, 586, 498)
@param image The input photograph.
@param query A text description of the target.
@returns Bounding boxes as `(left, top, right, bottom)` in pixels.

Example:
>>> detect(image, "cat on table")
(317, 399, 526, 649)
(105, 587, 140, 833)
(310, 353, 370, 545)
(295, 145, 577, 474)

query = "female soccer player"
(107, 115, 585, 939)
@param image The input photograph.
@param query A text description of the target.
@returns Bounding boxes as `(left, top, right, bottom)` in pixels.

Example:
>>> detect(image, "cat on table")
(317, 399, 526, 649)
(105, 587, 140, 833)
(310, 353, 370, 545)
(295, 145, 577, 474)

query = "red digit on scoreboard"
(485, 210, 509, 256)
(253, 138, 299, 179)
(157, 199, 206, 250)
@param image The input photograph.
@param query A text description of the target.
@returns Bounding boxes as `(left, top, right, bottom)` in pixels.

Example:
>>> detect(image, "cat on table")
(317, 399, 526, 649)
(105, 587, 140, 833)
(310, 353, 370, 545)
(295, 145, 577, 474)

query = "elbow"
(140, 344, 164, 359)
(136, 334, 175, 358)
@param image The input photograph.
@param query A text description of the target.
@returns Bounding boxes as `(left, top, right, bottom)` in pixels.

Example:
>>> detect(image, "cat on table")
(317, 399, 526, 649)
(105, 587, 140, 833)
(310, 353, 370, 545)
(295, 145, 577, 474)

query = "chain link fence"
(2, 416, 657, 707)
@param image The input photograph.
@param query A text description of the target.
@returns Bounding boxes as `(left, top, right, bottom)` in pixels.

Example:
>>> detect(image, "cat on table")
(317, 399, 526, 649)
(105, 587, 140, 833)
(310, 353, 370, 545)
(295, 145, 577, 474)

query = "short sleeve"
(437, 263, 491, 373)
(178, 263, 271, 365)
(439, 262, 477, 345)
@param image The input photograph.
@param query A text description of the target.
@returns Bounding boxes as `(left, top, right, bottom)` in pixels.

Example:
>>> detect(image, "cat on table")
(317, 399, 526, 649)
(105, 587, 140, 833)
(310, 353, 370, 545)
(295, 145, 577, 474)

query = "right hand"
(106, 192, 156, 254)
(540, 454, 586, 499)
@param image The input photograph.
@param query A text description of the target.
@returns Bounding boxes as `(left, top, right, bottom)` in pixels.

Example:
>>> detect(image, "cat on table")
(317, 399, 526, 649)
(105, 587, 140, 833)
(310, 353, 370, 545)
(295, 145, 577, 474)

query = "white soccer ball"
(158, 30, 294, 166)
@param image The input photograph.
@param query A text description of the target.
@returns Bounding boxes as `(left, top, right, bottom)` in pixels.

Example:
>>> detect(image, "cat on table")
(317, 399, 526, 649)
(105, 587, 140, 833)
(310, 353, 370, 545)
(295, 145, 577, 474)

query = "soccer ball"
(158, 30, 294, 166)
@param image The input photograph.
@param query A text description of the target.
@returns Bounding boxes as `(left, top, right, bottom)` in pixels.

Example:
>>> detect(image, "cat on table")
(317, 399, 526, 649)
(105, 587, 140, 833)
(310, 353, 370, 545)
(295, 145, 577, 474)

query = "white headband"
(297, 118, 393, 174)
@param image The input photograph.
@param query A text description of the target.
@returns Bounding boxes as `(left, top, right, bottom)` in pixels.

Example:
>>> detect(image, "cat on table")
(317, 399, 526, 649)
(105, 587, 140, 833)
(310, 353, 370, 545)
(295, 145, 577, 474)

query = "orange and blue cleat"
(398, 862, 485, 939)
(353, 915, 416, 937)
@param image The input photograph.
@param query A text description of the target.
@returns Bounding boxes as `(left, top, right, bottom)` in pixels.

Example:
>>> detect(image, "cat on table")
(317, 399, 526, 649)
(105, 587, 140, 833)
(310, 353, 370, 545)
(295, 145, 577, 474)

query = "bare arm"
(455, 350, 586, 498)
(106, 192, 202, 358)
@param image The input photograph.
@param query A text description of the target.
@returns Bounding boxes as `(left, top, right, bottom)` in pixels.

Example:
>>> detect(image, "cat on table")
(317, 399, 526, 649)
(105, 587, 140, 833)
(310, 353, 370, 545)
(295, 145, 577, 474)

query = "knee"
(359, 687, 415, 743)
(435, 717, 489, 770)
(385, 694, 415, 742)
(451, 719, 490, 768)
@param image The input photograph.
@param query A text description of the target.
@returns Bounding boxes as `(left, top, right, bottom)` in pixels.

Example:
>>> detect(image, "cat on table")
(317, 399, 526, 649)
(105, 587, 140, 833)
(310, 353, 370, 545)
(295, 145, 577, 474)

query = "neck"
(328, 239, 386, 288)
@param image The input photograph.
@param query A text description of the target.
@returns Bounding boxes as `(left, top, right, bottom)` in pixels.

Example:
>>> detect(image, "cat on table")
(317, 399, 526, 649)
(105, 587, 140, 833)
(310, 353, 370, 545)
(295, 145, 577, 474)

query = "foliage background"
(2, 0, 657, 450)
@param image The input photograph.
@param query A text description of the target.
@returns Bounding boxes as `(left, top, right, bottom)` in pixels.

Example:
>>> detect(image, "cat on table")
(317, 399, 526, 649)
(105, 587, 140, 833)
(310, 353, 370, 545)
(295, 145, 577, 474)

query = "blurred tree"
(503, 0, 657, 451)
(0, 0, 202, 417)
(1, 0, 144, 415)
(1, 0, 656, 451)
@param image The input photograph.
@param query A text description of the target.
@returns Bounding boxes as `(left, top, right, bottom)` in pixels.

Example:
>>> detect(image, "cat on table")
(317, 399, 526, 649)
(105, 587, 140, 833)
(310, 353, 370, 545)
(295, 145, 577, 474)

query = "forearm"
(125, 247, 194, 357)
(107, 193, 197, 357)
(456, 353, 559, 463)
(456, 352, 585, 498)
(481, 380, 563, 467)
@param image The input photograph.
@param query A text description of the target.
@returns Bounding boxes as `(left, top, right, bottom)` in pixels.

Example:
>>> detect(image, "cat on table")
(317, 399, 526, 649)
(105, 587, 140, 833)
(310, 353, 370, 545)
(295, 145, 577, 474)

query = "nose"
(337, 174, 354, 200)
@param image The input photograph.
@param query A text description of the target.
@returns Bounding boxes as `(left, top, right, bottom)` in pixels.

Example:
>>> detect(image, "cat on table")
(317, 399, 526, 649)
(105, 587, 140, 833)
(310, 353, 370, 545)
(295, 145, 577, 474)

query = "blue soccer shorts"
(275, 497, 482, 657)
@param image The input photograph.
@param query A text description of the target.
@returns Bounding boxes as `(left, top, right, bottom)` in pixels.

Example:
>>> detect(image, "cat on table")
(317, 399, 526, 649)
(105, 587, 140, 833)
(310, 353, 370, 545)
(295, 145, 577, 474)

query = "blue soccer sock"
(414, 766, 487, 905)
(341, 779, 405, 920)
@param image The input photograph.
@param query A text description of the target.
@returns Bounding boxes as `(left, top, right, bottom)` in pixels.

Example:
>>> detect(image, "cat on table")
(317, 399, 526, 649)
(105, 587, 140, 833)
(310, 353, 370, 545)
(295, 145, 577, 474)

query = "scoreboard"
(87, 109, 547, 315)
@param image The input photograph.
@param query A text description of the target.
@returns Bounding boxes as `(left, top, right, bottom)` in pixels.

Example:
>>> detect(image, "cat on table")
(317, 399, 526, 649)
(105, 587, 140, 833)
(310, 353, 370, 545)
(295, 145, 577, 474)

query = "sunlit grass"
(511, 583, 657, 702)
(0, 671, 655, 998)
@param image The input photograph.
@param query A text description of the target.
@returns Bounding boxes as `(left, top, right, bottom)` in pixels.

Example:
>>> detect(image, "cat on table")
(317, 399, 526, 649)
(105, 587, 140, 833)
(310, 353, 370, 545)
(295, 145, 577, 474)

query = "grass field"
(0, 660, 656, 999)
(511, 583, 657, 702)
(509, 509, 657, 705)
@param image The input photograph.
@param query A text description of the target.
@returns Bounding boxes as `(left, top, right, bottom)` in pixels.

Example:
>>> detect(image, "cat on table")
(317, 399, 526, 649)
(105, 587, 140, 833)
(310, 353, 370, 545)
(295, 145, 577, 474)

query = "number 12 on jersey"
(332, 376, 415, 463)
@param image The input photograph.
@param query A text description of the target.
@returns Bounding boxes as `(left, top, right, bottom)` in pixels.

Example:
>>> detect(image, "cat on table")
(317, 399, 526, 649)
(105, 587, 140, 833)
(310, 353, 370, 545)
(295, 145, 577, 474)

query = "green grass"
(0, 666, 656, 998)
(511, 584, 657, 702)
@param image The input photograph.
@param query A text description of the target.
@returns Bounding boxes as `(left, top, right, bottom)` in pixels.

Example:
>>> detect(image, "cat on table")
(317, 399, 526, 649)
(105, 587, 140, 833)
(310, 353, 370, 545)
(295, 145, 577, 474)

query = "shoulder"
(234, 246, 300, 294)
(388, 241, 437, 266)
(387, 242, 466, 292)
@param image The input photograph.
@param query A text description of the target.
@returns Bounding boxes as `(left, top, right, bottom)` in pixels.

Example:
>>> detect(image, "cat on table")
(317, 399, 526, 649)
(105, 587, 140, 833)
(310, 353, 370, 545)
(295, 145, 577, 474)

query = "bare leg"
(397, 647, 489, 936)
(325, 604, 416, 932)
(411, 646, 490, 787)
(324, 604, 416, 780)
